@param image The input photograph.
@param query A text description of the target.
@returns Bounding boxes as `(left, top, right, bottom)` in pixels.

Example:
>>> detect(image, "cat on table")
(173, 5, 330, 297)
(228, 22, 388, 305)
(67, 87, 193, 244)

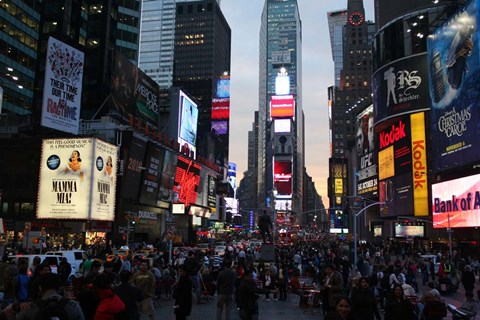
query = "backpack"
(34, 297, 70, 320)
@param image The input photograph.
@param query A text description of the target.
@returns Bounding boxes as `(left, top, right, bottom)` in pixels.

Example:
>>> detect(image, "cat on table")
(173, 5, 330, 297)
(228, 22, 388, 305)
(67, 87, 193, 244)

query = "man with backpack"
(0, 272, 85, 320)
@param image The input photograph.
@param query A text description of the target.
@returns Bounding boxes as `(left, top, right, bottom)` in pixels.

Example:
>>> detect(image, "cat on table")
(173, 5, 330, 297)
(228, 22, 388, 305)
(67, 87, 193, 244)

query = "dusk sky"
(220, 0, 375, 204)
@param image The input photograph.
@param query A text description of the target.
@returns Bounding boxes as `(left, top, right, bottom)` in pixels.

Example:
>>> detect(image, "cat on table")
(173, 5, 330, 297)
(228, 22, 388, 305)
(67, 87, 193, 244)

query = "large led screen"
(427, 0, 480, 172)
(356, 105, 378, 196)
(372, 53, 430, 124)
(275, 75, 290, 95)
(158, 150, 178, 202)
(432, 174, 480, 228)
(211, 121, 228, 135)
(270, 95, 295, 118)
(274, 161, 292, 196)
(216, 78, 230, 98)
(211, 98, 230, 119)
(395, 224, 425, 237)
(37, 138, 118, 221)
(120, 133, 146, 201)
(274, 119, 291, 133)
(110, 50, 160, 125)
(227, 162, 237, 191)
(173, 156, 201, 206)
(178, 91, 198, 159)
(41, 36, 84, 135)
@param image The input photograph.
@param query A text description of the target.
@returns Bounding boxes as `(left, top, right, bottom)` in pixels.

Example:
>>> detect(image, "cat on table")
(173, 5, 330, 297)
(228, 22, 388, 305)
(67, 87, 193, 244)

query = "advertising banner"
(227, 162, 237, 192)
(270, 95, 295, 118)
(372, 53, 429, 125)
(274, 161, 292, 196)
(174, 156, 201, 206)
(427, 0, 480, 172)
(216, 77, 230, 98)
(207, 176, 216, 208)
(41, 37, 84, 135)
(110, 50, 160, 126)
(410, 112, 429, 216)
(394, 222, 425, 237)
(178, 91, 198, 159)
(139, 143, 164, 207)
(356, 106, 378, 196)
(275, 74, 290, 95)
(158, 150, 178, 202)
(37, 138, 118, 221)
(120, 133, 146, 200)
(432, 173, 480, 228)
(211, 98, 230, 119)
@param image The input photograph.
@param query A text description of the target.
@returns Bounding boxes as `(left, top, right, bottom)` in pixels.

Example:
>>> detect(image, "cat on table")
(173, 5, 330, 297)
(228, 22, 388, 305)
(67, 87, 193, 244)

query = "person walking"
(325, 296, 357, 320)
(184, 250, 202, 304)
(351, 277, 380, 320)
(131, 261, 156, 320)
(461, 265, 475, 293)
(384, 284, 416, 320)
(236, 268, 274, 320)
(216, 260, 236, 320)
(114, 270, 143, 320)
(173, 265, 193, 320)
(322, 263, 344, 314)
(92, 273, 126, 320)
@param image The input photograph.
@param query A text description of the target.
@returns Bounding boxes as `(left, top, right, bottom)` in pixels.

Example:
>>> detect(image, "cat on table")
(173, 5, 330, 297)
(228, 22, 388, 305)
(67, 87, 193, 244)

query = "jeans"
(190, 274, 201, 303)
(216, 294, 233, 320)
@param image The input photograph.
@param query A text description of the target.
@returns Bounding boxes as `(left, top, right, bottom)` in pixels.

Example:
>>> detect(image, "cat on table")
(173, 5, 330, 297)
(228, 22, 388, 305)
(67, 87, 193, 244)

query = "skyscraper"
(258, 0, 304, 216)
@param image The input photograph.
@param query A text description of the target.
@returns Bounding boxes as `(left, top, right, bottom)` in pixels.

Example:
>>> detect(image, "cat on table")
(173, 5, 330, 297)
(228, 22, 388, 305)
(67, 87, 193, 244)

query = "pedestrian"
(384, 284, 416, 320)
(184, 250, 202, 304)
(173, 265, 193, 320)
(261, 269, 277, 301)
(350, 277, 380, 320)
(420, 291, 447, 320)
(58, 257, 72, 287)
(277, 262, 288, 301)
(325, 296, 356, 320)
(461, 265, 475, 293)
(0, 273, 85, 320)
(216, 259, 236, 320)
(114, 270, 143, 320)
(322, 263, 344, 314)
(447, 291, 478, 320)
(131, 260, 156, 320)
(92, 273, 126, 320)
(236, 268, 275, 320)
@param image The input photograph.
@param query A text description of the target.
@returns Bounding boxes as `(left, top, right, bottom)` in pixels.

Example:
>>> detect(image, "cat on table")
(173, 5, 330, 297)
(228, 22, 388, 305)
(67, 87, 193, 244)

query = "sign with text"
(270, 95, 295, 119)
(356, 105, 378, 196)
(139, 143, 164, 207)
(37, 138, 118, 221)
(41, 37, 84, 135)
(174, 156, 201, 206)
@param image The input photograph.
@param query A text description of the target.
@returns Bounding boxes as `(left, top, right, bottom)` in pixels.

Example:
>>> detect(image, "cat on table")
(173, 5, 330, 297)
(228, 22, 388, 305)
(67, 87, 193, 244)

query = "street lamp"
(353, 201, 385, 270)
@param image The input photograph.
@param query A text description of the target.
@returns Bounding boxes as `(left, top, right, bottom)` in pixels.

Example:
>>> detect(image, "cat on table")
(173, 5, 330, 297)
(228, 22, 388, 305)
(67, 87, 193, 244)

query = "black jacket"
(236, 277, 270, 313)
(384, 298, 415, 320)
(351, 287, 377, 320)
(173, 274, 193, 317)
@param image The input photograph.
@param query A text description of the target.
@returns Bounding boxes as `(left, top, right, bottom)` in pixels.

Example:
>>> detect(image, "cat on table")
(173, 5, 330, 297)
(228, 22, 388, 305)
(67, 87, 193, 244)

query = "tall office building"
(327, 9, 348, 89)
(258, 0, 304, 216)
(138, 0, 222, 89)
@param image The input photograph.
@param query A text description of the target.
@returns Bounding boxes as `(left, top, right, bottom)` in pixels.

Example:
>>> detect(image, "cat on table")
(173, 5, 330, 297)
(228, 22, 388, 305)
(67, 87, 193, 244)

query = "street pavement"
(148, 275, 475, 320)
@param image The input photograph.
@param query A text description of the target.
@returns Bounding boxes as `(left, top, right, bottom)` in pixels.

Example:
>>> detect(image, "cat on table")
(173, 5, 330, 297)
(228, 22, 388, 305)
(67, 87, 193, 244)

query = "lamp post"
(353, 201, 385, 270)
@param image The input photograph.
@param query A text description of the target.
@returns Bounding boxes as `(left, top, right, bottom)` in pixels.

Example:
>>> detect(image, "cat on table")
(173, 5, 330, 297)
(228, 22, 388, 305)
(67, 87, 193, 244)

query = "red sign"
(270, 95, 294, 118)
(274, 161, 292, 195)
(212, 98, 230, 120)
(174, 156, 201, 206)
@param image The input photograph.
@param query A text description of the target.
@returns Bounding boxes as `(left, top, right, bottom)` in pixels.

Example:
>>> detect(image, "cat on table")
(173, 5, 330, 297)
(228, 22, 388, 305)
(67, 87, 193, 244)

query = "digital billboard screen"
(227, 162, 237, 191)
(274, 161, 292, 196)
(372, 53, 430, 124)
(274, 119, 291, 133)
(211, 98, 230, 119)
(178, 90, 198, 159)
(173, 156, 201, 206)
(41, 36, 84, 135)
(356, 105, 377, 196)
(216, 78, 230, 98)
(139, 144, 164, 207)
(395, 223, 425, 237)
(270, 95, 295, 118)
(275, 75, 290, 95)
(158, 150, 178, 202)
(427, 0, 480, 172)
(110, 50, 159, 125)
(37, 138, 118, 221)
(211, 121, 228, 135)
(120, 133, 146, 200)
(432, 174, 480, 228)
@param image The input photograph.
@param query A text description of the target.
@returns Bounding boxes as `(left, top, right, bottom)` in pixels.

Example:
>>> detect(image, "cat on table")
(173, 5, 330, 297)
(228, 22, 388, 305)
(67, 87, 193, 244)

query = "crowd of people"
(0, 236, 478, 320)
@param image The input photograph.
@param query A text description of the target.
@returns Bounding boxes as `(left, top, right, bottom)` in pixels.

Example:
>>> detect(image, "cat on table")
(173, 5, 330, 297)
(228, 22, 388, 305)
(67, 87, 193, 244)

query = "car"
(106, 249, 130, 262)
(8, 254, 66, 276)
(214, 245, 226, 256)
(197, 243, 213, 254)
(44, 250, 88, 272)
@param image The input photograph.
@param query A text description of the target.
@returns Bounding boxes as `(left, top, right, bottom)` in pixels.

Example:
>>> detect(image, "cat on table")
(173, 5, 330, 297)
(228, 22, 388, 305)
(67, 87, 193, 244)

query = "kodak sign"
(410, 112, 428, 216)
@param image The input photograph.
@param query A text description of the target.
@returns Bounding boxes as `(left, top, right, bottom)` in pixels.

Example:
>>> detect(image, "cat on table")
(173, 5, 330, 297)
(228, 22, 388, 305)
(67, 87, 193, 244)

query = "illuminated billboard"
(110, 50, 159, 125)
(41, 36, 84, 135)
(158, 150, 177, 202)
(395, 222, 425, 237)
(372, 53, 430, 125)
(139, 144, 164, 207)
(173, 156, 201, 206)
(378, 113, 429, 217)
(227, 162, 237, 192)
(270, 95, 295, 118)
(120, 132, 146, 200)
(178, 90, 198, 159)
(356, 105, 377, 196)
(216, 77, 230, 98)
(432, 174, 480, 228)
(211, 121, 228, 135)
(274, 161, 292, 196)
(211, 98, 230, 119)
(37, 138, 118, 221)
(274, 119, 291, 133)
(275, 74, 290, 95)
(427, 0, 480, 172)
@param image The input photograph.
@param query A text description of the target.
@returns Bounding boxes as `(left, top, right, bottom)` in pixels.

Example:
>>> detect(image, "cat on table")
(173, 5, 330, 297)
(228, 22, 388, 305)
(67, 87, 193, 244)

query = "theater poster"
(37, 138, 118, 221)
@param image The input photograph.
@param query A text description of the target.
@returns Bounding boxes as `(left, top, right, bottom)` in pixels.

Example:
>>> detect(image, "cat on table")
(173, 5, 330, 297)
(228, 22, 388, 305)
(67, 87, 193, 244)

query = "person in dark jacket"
(236, 268, 274, 320)
(384, 284, 416, 320)
(461, 265, 475, 293)
(216, 260, 236, 320)
(173, 265, 193, 320)
(92, 273, 125, 320)
(325, 296, 357, 320)
(351, 277, 380, 320)
(114, 271, 143, 320)
(58, 257, 72, 287)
